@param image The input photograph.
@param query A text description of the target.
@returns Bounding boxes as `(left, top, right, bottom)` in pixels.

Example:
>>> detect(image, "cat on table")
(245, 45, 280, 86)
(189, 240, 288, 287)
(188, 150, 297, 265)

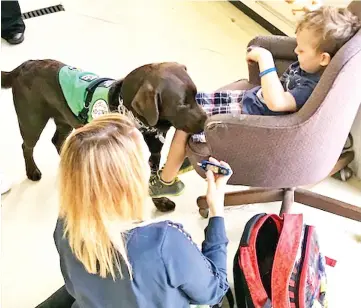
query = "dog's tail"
(1, 66, 21, 89)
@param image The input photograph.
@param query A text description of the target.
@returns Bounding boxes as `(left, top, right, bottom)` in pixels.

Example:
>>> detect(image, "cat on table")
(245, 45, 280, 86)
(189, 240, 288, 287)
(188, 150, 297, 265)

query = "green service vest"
(58, 66, 115, 123)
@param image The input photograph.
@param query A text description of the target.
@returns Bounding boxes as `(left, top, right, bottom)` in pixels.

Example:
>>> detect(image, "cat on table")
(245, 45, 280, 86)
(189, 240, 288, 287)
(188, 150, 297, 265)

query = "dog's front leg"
(144, 132, 164, 174)
(149, 153, 161, 174)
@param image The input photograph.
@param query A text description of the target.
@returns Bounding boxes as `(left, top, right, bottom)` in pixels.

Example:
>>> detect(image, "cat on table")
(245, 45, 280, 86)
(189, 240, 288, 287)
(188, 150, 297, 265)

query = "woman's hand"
(246, 46, 272, 64)
(205, 157, 233, 217)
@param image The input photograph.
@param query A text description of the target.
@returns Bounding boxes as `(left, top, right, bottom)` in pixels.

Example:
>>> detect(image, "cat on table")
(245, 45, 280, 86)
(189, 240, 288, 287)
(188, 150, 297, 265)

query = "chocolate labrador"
(1, 60, 207, 211)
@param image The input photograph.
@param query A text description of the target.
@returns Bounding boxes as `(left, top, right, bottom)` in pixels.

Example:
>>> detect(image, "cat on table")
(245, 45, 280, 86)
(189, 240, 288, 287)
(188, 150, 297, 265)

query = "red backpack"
(231, 213, 335, 308)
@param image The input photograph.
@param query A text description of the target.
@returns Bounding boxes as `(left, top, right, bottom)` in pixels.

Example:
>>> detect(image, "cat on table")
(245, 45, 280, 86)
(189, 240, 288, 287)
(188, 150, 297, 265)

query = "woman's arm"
(161, 218, 229, 306)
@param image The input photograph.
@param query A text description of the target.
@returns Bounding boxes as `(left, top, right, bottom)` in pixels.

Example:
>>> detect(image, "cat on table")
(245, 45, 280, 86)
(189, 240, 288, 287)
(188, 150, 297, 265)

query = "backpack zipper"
(294, 225, 309, 308)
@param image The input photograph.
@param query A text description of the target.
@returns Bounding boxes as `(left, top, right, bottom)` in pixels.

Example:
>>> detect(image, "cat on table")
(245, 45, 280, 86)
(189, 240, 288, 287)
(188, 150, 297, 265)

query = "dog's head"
(120, 62, 207, 134)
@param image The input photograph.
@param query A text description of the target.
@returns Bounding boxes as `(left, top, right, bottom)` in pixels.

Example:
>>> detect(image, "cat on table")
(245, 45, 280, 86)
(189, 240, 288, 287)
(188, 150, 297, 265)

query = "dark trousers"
(35, 286, 75, 308)
(1, 0, 25, 39)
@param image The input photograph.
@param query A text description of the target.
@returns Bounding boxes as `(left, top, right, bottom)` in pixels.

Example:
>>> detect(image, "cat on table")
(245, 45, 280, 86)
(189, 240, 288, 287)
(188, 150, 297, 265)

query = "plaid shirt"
(192, 90, 245, 143)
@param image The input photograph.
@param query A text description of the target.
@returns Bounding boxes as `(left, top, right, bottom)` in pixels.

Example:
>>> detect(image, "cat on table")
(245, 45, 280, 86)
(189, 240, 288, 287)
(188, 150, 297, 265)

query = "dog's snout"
(196, 114, 207, 130)
(186, 112, 207, 134)
(200, 113, 207, 125)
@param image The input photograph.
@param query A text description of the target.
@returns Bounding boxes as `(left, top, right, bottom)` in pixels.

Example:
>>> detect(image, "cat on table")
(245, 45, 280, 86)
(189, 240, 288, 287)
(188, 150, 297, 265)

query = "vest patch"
(80, 74, 99, 82)
(58, 66, 115, 123)
(91, 99, 109, 119)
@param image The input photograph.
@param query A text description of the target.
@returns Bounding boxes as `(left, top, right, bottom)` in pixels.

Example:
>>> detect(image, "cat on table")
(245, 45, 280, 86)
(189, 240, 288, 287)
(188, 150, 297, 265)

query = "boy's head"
(295, 6, 360, 73)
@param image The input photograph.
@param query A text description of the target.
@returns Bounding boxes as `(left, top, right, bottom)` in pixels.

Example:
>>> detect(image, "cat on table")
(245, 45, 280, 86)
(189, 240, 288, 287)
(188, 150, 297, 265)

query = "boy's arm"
(247, 47, 297, 112)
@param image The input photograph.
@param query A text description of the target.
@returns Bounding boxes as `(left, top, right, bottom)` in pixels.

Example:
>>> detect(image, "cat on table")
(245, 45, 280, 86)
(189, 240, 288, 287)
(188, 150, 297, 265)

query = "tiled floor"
(1, 1, 361, 307)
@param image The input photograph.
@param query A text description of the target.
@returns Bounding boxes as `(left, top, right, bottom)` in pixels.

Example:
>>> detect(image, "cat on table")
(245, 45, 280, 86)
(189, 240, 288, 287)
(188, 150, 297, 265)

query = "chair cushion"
(348, 1, 361, 20)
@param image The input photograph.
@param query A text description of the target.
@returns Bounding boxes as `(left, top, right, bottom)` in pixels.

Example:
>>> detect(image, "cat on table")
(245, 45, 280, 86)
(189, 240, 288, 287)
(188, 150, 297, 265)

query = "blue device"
(197, 160, 231, 176)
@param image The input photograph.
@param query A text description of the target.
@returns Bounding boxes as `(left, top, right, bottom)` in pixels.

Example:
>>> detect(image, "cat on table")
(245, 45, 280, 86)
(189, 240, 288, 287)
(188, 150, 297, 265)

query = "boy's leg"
(190, 91, 244, 143)
(162, 130, 189, 182)
(149, 90, 244, 199)
(149, 130, 189, 198)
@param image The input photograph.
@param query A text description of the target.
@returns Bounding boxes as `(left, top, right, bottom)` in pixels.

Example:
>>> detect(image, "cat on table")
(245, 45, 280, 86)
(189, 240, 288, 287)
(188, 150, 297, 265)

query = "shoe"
(5, 32, 24, 45)
(178, 157, 194, 175)
(149, 171, 185, 198)
(1, 172, 11, 195)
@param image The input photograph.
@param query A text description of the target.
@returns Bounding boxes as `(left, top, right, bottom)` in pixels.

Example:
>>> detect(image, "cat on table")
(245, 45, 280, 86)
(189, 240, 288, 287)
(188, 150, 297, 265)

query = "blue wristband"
(259, 67, 276, 77)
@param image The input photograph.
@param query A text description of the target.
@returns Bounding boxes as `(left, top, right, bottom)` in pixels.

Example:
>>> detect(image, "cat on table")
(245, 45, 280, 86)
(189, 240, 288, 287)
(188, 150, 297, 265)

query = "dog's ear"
(131, 82, 159, 126)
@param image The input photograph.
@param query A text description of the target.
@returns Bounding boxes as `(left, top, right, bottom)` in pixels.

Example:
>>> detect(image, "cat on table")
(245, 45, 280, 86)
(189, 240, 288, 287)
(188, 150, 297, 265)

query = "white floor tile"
(18, 0, 62, 13)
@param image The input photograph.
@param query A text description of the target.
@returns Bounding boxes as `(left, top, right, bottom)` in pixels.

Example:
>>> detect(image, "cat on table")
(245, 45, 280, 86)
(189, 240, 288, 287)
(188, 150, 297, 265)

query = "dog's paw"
(152, 197, 176, 212)
(27, 168, 42, 181)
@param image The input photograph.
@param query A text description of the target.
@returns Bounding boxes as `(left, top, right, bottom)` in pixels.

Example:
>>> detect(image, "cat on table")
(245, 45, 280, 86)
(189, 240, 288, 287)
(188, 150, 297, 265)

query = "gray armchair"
(186, 1, 361, 221)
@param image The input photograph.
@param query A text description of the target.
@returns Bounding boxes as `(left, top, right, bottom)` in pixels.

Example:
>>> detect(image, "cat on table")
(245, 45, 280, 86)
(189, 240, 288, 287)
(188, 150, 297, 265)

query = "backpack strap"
(240, 213, 267, 246)
(325, 256, 337, 267)
(271, 214, 303, 308)
(263, 298, 272, 308)
(226, 288, 234, 308)
(239, 213, 279, 307)
(212, 288, 235, 308)
(225, 288, 235, 308)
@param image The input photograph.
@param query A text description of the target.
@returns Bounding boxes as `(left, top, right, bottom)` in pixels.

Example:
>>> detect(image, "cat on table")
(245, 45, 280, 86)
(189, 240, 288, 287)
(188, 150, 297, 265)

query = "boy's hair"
(296, 6, 361, 56)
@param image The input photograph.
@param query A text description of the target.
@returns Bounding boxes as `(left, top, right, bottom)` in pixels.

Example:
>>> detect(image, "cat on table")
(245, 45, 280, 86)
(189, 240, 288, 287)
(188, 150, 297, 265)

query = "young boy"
(150, 6, 361, 203)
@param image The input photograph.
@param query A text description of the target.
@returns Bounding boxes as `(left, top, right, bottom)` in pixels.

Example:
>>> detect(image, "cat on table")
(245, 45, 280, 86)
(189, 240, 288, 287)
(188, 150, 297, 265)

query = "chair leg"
(196, 188, 284, 217)
(279, 188, 295, 215)
(196, 184, 361, 221)
(294, 188, 361, 222)
(329, 151, 354, 177)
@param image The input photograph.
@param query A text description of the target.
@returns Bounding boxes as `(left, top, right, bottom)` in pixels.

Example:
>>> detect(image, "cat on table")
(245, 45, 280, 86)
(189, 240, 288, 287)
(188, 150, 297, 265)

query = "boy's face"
(295, 28, 331, 74)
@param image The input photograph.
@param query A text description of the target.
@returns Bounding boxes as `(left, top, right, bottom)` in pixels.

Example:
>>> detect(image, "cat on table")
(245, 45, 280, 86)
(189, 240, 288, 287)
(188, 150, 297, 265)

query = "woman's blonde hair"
(296, 6, 361, 56)
(59, 113, 149, 280)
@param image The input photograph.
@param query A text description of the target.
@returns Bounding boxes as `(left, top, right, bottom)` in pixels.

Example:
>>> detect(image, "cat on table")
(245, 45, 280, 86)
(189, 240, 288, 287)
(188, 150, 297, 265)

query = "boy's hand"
(246, 46, 297, 112)
(246, 46, 272, 63)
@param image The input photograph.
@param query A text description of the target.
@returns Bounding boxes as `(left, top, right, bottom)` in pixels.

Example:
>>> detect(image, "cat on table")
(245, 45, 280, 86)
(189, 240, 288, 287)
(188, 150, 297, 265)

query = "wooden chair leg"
(329, 151, 354, 177)
(196, 188, 284, 217)
(294, 188, 361, 222)
(279, 188, 295, 215)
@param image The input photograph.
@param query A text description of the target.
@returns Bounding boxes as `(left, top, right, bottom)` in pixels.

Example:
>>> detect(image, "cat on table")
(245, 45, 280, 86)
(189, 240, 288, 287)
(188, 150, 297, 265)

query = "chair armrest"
(216, 78, 256, 91)
(248, 35, 297, 60)
(247, 35, 298, 85)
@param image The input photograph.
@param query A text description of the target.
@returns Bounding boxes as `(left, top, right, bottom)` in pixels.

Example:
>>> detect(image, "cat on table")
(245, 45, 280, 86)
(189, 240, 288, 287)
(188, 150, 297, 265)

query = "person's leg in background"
(1, 0, 25, 45)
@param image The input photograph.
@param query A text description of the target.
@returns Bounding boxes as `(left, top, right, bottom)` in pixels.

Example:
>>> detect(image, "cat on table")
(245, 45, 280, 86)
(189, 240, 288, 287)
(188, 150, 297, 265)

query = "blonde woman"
(38, 113, 232, 308)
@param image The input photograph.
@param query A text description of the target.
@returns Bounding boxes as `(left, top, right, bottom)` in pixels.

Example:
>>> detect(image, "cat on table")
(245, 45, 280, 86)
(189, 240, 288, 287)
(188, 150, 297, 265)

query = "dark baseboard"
(229, 0, 287, 36)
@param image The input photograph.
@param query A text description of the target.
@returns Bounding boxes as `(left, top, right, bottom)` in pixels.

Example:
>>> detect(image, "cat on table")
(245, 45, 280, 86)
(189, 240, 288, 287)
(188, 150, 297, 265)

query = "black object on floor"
(35, 285, 75, 308)
(22, 4, 65, 20)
